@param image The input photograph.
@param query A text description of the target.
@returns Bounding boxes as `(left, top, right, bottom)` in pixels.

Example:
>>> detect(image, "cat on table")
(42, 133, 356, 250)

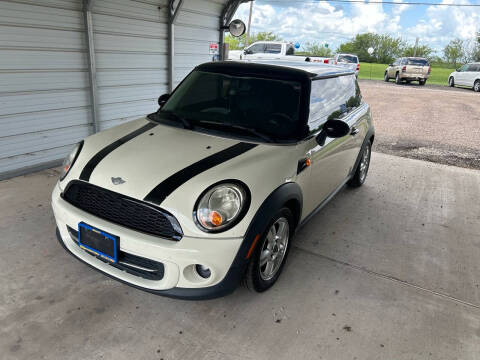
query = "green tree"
(402, 44, 434, 59)
(443, 38, 464, 67)
(225, 31, 282, 50)
(298, 42, 333, 57)
(336, 33, 404, 64)
(471, 32, 480, 62)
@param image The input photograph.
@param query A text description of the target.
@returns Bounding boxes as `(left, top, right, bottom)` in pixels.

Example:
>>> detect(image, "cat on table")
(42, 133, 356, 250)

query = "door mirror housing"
(244, 48, 252, 55)
(158, 93, 170, 107)
(316, 119, 350, 145)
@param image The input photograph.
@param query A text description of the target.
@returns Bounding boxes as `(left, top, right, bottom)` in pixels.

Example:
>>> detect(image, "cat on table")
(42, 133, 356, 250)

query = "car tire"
(474, 80, 480, 92)
(384, 72, 389, 82)
(419, 79, 426, 86)
(395, 72, 402, 84)
(244, 208, 294, 293)
(406, 80, 411, 84)
(348, 140, 372, 188)
(449, 77, 455, 87)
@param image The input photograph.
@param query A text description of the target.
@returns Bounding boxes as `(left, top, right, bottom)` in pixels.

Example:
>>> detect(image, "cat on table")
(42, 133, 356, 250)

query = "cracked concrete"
(1, 153, 480, 360)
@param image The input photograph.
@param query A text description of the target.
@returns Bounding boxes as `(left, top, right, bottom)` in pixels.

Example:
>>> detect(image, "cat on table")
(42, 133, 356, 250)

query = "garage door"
(0, 0, 91, 178)
(0, 0, 227, 180)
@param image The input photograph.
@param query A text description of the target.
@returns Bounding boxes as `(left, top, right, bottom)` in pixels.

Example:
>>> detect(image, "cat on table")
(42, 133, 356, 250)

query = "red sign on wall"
(209, 42, 219, 55)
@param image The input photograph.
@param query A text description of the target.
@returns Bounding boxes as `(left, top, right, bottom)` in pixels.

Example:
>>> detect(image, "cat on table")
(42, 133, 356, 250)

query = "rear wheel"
(244, 208, 294, 292)
(419, 79, 426, 86)
(384, 72, 389, 82)
(348, 141, 371, 188)
(449, 77, 455, 87)
(474, 80, 480, 92)
(395, 72, 402, 84)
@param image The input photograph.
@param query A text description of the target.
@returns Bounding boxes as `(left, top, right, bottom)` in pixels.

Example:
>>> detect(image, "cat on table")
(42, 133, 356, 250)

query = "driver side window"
(247, 43, 265, 54)
(458, 64, 468, 72)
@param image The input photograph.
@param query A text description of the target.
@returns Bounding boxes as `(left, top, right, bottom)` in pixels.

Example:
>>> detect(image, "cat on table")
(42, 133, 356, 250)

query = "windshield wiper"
(158, 111, 194, 130)
(198, 121, 275, 143)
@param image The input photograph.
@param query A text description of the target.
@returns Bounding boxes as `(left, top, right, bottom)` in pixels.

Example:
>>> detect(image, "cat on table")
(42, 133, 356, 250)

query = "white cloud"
(234, 0, 480, 52)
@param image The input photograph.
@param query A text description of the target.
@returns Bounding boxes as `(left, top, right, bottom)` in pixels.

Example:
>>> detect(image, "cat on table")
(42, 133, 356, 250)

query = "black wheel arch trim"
(350, 126, 375, 178)
(56, 182, 303, 300)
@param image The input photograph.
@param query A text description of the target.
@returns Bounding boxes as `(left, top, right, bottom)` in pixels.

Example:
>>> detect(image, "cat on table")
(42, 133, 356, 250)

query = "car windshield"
(337, 55, 357, 63)
(407, 58, 429, 66)
(154, 71, 302, 143)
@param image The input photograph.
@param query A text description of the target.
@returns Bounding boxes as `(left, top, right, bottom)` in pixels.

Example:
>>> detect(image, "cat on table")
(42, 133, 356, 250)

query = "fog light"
(195, 264, 211, 279)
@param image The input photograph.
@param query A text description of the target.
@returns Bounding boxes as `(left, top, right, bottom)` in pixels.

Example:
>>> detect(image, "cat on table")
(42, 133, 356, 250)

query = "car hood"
(63, 118, 300, 238)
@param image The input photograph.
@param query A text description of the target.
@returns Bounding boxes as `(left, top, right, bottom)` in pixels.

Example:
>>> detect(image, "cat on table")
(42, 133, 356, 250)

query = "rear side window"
(265, 43, 282, 54)
(467, 64, 479, 71)
(407, 58, 429, 66)
(307, 75, 361, 134)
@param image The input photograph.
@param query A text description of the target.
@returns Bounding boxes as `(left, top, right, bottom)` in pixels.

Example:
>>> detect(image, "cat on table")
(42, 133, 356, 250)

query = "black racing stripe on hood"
(144, 142, 258, 205)
(79, 122, 157, 181)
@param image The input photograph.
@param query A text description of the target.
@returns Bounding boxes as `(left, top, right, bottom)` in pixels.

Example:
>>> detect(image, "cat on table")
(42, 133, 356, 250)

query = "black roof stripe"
(144, 142, 258, 206)
(80, 122, 157, 181)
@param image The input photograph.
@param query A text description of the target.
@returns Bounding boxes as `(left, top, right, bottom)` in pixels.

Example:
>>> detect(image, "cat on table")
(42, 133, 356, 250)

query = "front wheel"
(449, 77, 455, 87)
(474, 80, 480, 92)
(419, 79, 426, 86)
(384, 72, 389, 82)
(348, 141, 371, 188)
(244, 208, 294, 293)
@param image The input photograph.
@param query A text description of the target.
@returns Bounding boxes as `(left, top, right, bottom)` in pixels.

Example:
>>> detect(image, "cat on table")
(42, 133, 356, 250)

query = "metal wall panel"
(91, 0, 169, 131)
(0, 0, 90, 178)
(0, 0, 229, 179)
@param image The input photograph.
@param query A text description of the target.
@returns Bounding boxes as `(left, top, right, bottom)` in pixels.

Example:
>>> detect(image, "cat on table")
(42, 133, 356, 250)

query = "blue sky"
(234, 0, 480, 54)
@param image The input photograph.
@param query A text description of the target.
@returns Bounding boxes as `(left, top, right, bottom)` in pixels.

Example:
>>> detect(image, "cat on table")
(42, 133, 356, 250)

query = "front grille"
(62, 181, 182, 240)
(67, 226, 165, 280)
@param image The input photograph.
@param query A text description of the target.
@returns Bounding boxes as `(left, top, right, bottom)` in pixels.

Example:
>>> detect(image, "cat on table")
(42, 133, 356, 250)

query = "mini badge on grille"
(111, 177, 125, 185)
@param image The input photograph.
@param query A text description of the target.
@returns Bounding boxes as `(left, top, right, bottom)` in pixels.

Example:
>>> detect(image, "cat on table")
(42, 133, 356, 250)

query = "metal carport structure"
(0, 0, 246, 179)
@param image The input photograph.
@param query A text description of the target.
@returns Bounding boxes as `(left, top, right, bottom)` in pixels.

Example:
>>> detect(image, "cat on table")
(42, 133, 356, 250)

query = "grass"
(358, 62, 455, 86)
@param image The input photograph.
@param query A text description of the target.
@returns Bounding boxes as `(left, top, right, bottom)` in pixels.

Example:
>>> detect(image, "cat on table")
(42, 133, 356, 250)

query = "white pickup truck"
(228, 41, 332, 64)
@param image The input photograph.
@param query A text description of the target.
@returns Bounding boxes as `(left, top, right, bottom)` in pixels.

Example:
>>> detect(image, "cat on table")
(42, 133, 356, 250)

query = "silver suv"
(385, 57, 431, 85)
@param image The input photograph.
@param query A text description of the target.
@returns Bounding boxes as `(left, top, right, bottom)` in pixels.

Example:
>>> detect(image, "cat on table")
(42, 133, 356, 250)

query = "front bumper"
(52, 183, 246, 299)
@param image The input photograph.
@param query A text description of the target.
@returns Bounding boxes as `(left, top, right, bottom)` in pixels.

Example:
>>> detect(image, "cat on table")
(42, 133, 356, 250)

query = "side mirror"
(316, 119, 350, 145)
(158, 93, 170, 107)
(244, 48, 252, 55)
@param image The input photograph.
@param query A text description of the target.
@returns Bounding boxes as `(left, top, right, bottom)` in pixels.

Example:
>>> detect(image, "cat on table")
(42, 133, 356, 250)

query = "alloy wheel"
(359, 145, 371, 183)
(259, 218, 289, 281)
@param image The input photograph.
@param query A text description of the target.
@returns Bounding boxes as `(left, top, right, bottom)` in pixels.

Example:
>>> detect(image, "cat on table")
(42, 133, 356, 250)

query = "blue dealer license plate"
(78, 222, 118, 263)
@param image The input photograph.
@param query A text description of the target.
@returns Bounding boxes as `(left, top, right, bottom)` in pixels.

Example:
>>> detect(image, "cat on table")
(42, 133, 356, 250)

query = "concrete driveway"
(1, 153, 480, 360)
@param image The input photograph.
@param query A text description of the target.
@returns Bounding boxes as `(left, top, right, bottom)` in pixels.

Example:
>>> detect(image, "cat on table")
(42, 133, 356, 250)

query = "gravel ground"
(359, 80, 480, 169)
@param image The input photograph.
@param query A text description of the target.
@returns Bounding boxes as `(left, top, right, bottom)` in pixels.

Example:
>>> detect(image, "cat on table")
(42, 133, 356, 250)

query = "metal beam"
(168, 0, 184, 92)
(83, 0, 99, 134)
(219, 0, 250, 61)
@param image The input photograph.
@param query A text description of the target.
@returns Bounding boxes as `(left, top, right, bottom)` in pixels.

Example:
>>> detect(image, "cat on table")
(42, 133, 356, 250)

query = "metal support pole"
(83, 0, 99, 134)
(245, 1, 253, 47)
(168, 0, 184, 93)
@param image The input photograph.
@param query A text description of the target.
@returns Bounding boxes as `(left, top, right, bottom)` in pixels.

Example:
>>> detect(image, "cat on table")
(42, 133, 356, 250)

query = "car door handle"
(350, 127, 360, 136)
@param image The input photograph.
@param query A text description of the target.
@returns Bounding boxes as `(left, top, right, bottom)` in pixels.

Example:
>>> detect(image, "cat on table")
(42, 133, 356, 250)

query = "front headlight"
(194, 181, 250, 232)
(60, 141, 83, 181)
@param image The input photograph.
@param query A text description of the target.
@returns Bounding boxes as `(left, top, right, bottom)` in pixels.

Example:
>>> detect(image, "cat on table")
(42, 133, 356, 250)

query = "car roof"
(337, 53, 358, 57)
(195, 60, 354, 81)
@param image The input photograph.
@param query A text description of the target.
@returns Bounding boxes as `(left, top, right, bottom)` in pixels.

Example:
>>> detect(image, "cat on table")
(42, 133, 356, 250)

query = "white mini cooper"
(52, 61, 374, 299)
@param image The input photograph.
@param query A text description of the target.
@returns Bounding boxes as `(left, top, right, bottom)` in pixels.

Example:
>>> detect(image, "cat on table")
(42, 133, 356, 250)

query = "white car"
(448, 63, 480, 92)
(52, 61, 374, 299)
